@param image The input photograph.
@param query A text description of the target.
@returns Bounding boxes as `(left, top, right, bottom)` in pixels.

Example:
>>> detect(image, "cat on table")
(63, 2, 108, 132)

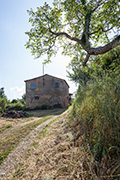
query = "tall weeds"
(69, 74, 120, 178)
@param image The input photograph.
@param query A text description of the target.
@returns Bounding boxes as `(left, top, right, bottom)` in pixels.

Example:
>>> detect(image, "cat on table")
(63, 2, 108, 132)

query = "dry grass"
(11, 111, 99, 180)
(0, 124, 12, 133)
(1, 106, 119, 179)
(0, 116, 53, 164)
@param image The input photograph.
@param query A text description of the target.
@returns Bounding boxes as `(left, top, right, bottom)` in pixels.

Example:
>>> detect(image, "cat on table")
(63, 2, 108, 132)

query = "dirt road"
(0, 116, 58, 180)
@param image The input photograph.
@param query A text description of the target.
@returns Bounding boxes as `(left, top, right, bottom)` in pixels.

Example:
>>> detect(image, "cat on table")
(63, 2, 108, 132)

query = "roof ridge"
(24, 74, 69, 88)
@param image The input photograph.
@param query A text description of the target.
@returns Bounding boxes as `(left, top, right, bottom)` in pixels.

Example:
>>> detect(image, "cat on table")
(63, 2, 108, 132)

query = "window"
(35, 96, 39, 100)
(55, 82, 59, 88)
(30, 83, 36, 89)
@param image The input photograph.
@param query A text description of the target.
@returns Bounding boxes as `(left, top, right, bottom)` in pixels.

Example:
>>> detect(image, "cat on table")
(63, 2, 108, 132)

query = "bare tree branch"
(49, 29, 120, 58)
(92, 0, 106, 12)
(49, 29, 82, 44)
(86, 35, 120, 55)
(90, 25, 114, 35)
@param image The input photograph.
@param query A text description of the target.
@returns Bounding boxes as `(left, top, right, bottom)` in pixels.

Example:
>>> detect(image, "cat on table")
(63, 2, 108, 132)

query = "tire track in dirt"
(0, 116, 58, 180)
(0, 117, 40, 140)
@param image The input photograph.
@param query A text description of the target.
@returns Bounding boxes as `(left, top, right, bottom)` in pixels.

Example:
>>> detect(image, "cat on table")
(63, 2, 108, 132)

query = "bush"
(6, 101, 25, 111)
(40, 104, 49, 110)
(0, 89, 26, 114)
(70, 74, 120, 162)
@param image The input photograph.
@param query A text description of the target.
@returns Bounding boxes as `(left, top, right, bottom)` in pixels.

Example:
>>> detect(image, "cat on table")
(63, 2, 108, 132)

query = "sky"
(0, 0, 77, 100)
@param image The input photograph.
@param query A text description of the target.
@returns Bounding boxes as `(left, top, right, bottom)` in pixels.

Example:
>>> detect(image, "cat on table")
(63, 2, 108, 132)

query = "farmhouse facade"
(24, 74, 71, 109)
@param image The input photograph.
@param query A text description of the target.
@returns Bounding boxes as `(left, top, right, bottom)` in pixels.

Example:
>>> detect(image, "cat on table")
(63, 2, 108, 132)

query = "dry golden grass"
(11, 111, 99, 180)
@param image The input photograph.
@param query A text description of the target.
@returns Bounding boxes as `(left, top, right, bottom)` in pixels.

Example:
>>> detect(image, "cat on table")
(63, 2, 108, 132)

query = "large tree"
(26, 0, 120, 66)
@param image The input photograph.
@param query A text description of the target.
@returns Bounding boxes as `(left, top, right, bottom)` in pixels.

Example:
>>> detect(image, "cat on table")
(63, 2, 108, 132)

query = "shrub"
(6, 101, 25, 111)
(19, 99, 26, 105)
(52, 103, 62, 108)
(40, 104, 49, 110)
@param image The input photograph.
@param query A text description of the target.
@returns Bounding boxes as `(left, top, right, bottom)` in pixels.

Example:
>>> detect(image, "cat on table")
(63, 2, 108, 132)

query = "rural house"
(24, 74, 72, 109)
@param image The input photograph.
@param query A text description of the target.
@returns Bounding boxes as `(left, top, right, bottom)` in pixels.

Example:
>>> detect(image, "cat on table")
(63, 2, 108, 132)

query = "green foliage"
(22, 93, 26, 101)
(11, 99, 25, 105)
(68, 46, 120, 84)
(11, 99, 18, 104)
(19, 99, 26, 105)
(0, 87, 6, 98)
(26, 0, 120, 65)
(70, 74, 120, 162)
(25, 1, 63, 63)
(0, 146, 14, 164)
(40, 104, 49, 110)
(0, 97, 7, 114)
(0, 88, 26, 114)
(0, 88, 8, 114)
(0, 124, 12, 133)
(52, 103, 62, 108)
(67, 65, 92, 85)
(6, 101, 26, 111)
(90, 46, 120, 75)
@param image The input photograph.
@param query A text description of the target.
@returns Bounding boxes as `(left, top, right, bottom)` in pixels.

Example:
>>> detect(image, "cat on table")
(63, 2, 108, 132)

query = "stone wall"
(25, 75, 69, 108)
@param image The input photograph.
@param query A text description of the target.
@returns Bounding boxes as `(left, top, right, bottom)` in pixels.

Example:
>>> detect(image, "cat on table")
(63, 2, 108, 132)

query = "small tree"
(0, 88, 8, 113)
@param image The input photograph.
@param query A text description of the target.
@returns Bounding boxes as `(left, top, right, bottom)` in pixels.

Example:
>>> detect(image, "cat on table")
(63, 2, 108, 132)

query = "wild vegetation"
(68, 46, 120, 178)
(0, 88, 26, 114)
(6, 99, 26, 111)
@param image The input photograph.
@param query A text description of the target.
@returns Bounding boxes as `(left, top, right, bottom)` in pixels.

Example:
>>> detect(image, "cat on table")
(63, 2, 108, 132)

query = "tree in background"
(0, 89, 26, 113)
(26, 0, 120, 66)
(22, 93, 26, 101)
(0, 88, 6, 98)
(0, 87, 8, 113)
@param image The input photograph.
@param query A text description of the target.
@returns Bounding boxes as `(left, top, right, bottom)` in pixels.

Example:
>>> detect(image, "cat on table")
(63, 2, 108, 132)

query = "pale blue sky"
(0, 0, 76, 100)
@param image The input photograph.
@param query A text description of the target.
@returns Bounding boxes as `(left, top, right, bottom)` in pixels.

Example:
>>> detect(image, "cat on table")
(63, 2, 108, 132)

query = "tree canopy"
(26, 0, 120, 66)
(67, 46, 120, 84)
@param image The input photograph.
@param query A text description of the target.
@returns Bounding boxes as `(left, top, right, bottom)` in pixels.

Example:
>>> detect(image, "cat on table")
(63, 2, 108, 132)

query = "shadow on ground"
(26, 108, 68, 117)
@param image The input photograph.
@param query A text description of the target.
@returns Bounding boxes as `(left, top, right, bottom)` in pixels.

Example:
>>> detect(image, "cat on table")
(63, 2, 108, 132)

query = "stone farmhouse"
(24, 74, 72, 109)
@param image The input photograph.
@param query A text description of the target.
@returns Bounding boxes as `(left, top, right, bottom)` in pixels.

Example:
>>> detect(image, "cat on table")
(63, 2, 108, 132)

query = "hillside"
(1, 109, 77, 180)
(0, 105, 120, 180)
(0, 108, 96, 180)
(0, 108, 99, 180)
